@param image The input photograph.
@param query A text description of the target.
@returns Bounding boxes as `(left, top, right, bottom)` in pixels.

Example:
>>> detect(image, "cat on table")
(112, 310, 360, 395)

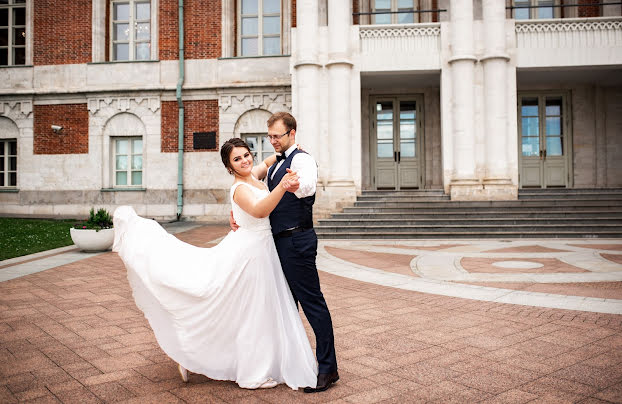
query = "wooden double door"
(518, 94, 571, 188)
(371, 96, 424, 190)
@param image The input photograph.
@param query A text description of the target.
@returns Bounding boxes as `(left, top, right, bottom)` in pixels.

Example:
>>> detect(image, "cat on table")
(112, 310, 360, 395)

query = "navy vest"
(267, 149, 315, 235)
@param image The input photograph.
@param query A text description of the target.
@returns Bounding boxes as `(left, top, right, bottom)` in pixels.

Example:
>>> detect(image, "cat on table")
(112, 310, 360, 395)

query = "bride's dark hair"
(220, 137, 252, 175)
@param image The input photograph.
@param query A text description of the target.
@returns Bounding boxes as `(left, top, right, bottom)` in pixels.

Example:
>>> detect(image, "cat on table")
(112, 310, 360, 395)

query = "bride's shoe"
(178, 364, 189, 383)
(258, 378, 277, 389)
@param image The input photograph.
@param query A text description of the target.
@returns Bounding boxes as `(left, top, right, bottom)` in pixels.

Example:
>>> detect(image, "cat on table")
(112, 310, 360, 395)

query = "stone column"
(326, 0, 354, 186)
(293, 0, 321, 158)
(448, 0, 479, 199)
(481, 0, 515, 199)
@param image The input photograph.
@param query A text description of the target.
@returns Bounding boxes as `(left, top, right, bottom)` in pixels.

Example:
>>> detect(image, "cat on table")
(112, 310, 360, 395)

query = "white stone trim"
(359, 24, 441, 38)
(0, 100, 33, 119)
(218, 92, 291, 113)
(515, 17, 622, 33)
(88, 96, 160, 115)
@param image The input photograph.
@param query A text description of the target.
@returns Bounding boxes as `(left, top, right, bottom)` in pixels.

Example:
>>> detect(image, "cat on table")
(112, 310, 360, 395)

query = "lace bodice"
(230, 182, 272, 232)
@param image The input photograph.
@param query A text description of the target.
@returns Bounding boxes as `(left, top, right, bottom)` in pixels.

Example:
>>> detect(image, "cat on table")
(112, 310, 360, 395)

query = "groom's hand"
(283, 169, 300, 193)
(229, 210, 239, 232)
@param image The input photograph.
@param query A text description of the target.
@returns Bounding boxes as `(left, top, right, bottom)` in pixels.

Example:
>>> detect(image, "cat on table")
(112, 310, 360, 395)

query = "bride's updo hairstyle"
(220, 137, 252, 175)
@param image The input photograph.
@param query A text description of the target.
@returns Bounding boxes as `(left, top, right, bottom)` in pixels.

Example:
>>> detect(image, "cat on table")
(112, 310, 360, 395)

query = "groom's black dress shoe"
(303, 371, 339, 393)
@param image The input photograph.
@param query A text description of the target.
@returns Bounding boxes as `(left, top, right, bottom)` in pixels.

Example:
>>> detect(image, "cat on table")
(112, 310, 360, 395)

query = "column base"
(313, 183, 357, 220)
(450, 179, 517, 201)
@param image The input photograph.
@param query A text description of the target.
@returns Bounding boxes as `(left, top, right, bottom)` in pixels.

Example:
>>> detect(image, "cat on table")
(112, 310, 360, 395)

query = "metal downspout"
(176, 0, 184, 220)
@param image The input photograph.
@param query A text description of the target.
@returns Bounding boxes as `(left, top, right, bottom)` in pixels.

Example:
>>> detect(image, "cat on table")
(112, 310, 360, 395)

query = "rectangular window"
(113, 137, 142, 186)
(0, 0, 26, 66)
(372, 0, 417, 25)
(238, 0, 281, 56)
(0, 139, 17, 187)
(513, 0, 561, 19)
(242, 133, 271, 165)
(111, 0, 151, 61)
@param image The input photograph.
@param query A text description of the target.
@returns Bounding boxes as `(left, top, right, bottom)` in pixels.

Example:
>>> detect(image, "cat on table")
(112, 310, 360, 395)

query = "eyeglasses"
(265, 129, 291, 142)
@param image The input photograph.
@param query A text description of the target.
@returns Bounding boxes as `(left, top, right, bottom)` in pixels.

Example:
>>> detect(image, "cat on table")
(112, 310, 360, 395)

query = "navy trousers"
(274, 228, 337, 374)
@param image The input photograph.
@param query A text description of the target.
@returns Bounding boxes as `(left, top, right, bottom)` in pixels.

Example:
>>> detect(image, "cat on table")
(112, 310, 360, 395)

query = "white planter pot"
(70, 228, 114, 252)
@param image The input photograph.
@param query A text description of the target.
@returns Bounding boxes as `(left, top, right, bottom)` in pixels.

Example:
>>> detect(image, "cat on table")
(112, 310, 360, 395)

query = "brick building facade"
(1, 0, 621, 221)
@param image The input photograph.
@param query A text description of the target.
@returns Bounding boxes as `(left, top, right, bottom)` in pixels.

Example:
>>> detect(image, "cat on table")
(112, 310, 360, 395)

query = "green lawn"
(0, 217, 77, 261)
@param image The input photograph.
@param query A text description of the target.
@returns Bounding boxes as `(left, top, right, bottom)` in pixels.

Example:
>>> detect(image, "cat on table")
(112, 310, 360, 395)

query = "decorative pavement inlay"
(318, 239, 622, 314)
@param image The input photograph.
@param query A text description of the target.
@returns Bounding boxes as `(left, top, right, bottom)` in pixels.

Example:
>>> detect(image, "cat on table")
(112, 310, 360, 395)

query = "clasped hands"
(281, 168, 300, 193)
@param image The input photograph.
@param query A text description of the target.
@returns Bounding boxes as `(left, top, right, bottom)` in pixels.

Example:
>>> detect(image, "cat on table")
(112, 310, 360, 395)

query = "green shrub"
(74, 208, 114, 231)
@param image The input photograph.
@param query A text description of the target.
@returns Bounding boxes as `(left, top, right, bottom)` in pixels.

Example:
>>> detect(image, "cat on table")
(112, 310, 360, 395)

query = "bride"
(112, 138, 318, 390)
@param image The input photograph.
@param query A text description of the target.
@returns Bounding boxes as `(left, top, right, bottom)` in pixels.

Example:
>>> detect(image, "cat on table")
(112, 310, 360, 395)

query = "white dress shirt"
(269, 144, 317, 198)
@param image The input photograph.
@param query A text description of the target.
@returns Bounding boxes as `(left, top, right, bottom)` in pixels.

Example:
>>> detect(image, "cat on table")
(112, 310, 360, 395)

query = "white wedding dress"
(112, 182, 318, 390)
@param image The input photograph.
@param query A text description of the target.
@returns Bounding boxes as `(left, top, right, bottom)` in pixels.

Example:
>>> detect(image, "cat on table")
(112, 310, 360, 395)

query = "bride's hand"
(296, 144, 305, 152)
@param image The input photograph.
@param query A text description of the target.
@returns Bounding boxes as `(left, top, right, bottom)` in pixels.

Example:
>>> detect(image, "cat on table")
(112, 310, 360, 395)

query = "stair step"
(332, 211, 622, 219)
(317, 231, 622, 239)
(319, 189, 622, 239)
(317, 218, 622, 226)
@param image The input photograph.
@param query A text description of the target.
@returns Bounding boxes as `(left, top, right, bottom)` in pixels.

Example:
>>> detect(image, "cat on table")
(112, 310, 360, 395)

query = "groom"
(231, 112, 338, 393)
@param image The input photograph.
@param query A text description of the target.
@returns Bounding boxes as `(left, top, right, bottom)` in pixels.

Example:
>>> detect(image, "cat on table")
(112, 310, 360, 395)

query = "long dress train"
(112, 182, 318, 390)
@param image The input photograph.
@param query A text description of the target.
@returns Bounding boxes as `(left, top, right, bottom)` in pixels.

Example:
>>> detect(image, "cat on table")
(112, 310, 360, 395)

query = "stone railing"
(358, 23, 441, 71)
(515, 17, 622, 67)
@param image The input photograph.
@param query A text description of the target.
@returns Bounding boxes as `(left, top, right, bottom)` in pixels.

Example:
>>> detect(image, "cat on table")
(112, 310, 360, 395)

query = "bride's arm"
(233, 172, 298, 218)
(251, 154, 278, 181)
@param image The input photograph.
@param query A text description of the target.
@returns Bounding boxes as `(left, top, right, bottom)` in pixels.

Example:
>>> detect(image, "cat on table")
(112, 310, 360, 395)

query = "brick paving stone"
(325, 246, 417, 277)
(594, 382, 622, 403)
(2, 226, 622, 402)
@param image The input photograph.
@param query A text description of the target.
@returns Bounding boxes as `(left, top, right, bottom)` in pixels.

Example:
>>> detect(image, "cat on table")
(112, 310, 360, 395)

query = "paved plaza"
(1, 224, 622, 403)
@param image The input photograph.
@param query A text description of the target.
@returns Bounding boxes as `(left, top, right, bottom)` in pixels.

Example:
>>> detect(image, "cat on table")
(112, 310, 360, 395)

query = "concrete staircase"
(315, 188, 622, 239)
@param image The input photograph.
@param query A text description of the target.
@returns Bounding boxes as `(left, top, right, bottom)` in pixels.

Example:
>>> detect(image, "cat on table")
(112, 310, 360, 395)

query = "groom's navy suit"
(267, 148, 337, 374)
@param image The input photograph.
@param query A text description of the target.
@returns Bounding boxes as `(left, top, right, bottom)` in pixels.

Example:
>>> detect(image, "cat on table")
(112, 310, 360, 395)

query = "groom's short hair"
(268, 112, 297, 132)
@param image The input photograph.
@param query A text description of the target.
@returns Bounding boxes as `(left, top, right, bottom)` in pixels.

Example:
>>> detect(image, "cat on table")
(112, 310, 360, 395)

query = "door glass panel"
(546, 137, 562, 156)
(376, 102, 393, 158)
(522, 136, 539, 157)
(399, 101, 416, 158)
(521, 98, 539, 156)
(545, 97, 563, 156)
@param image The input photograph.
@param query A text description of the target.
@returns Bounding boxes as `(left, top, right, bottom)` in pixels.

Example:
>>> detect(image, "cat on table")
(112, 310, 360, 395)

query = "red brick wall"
(159, 0, 221, 60)
(161, 100, 219, 152)
(578, 0, 601, 17)
(292, 0, 296, 27)
(160, 0, 180, 60)
(34, 0, 91, 65)
(34, 104, 89, 154)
